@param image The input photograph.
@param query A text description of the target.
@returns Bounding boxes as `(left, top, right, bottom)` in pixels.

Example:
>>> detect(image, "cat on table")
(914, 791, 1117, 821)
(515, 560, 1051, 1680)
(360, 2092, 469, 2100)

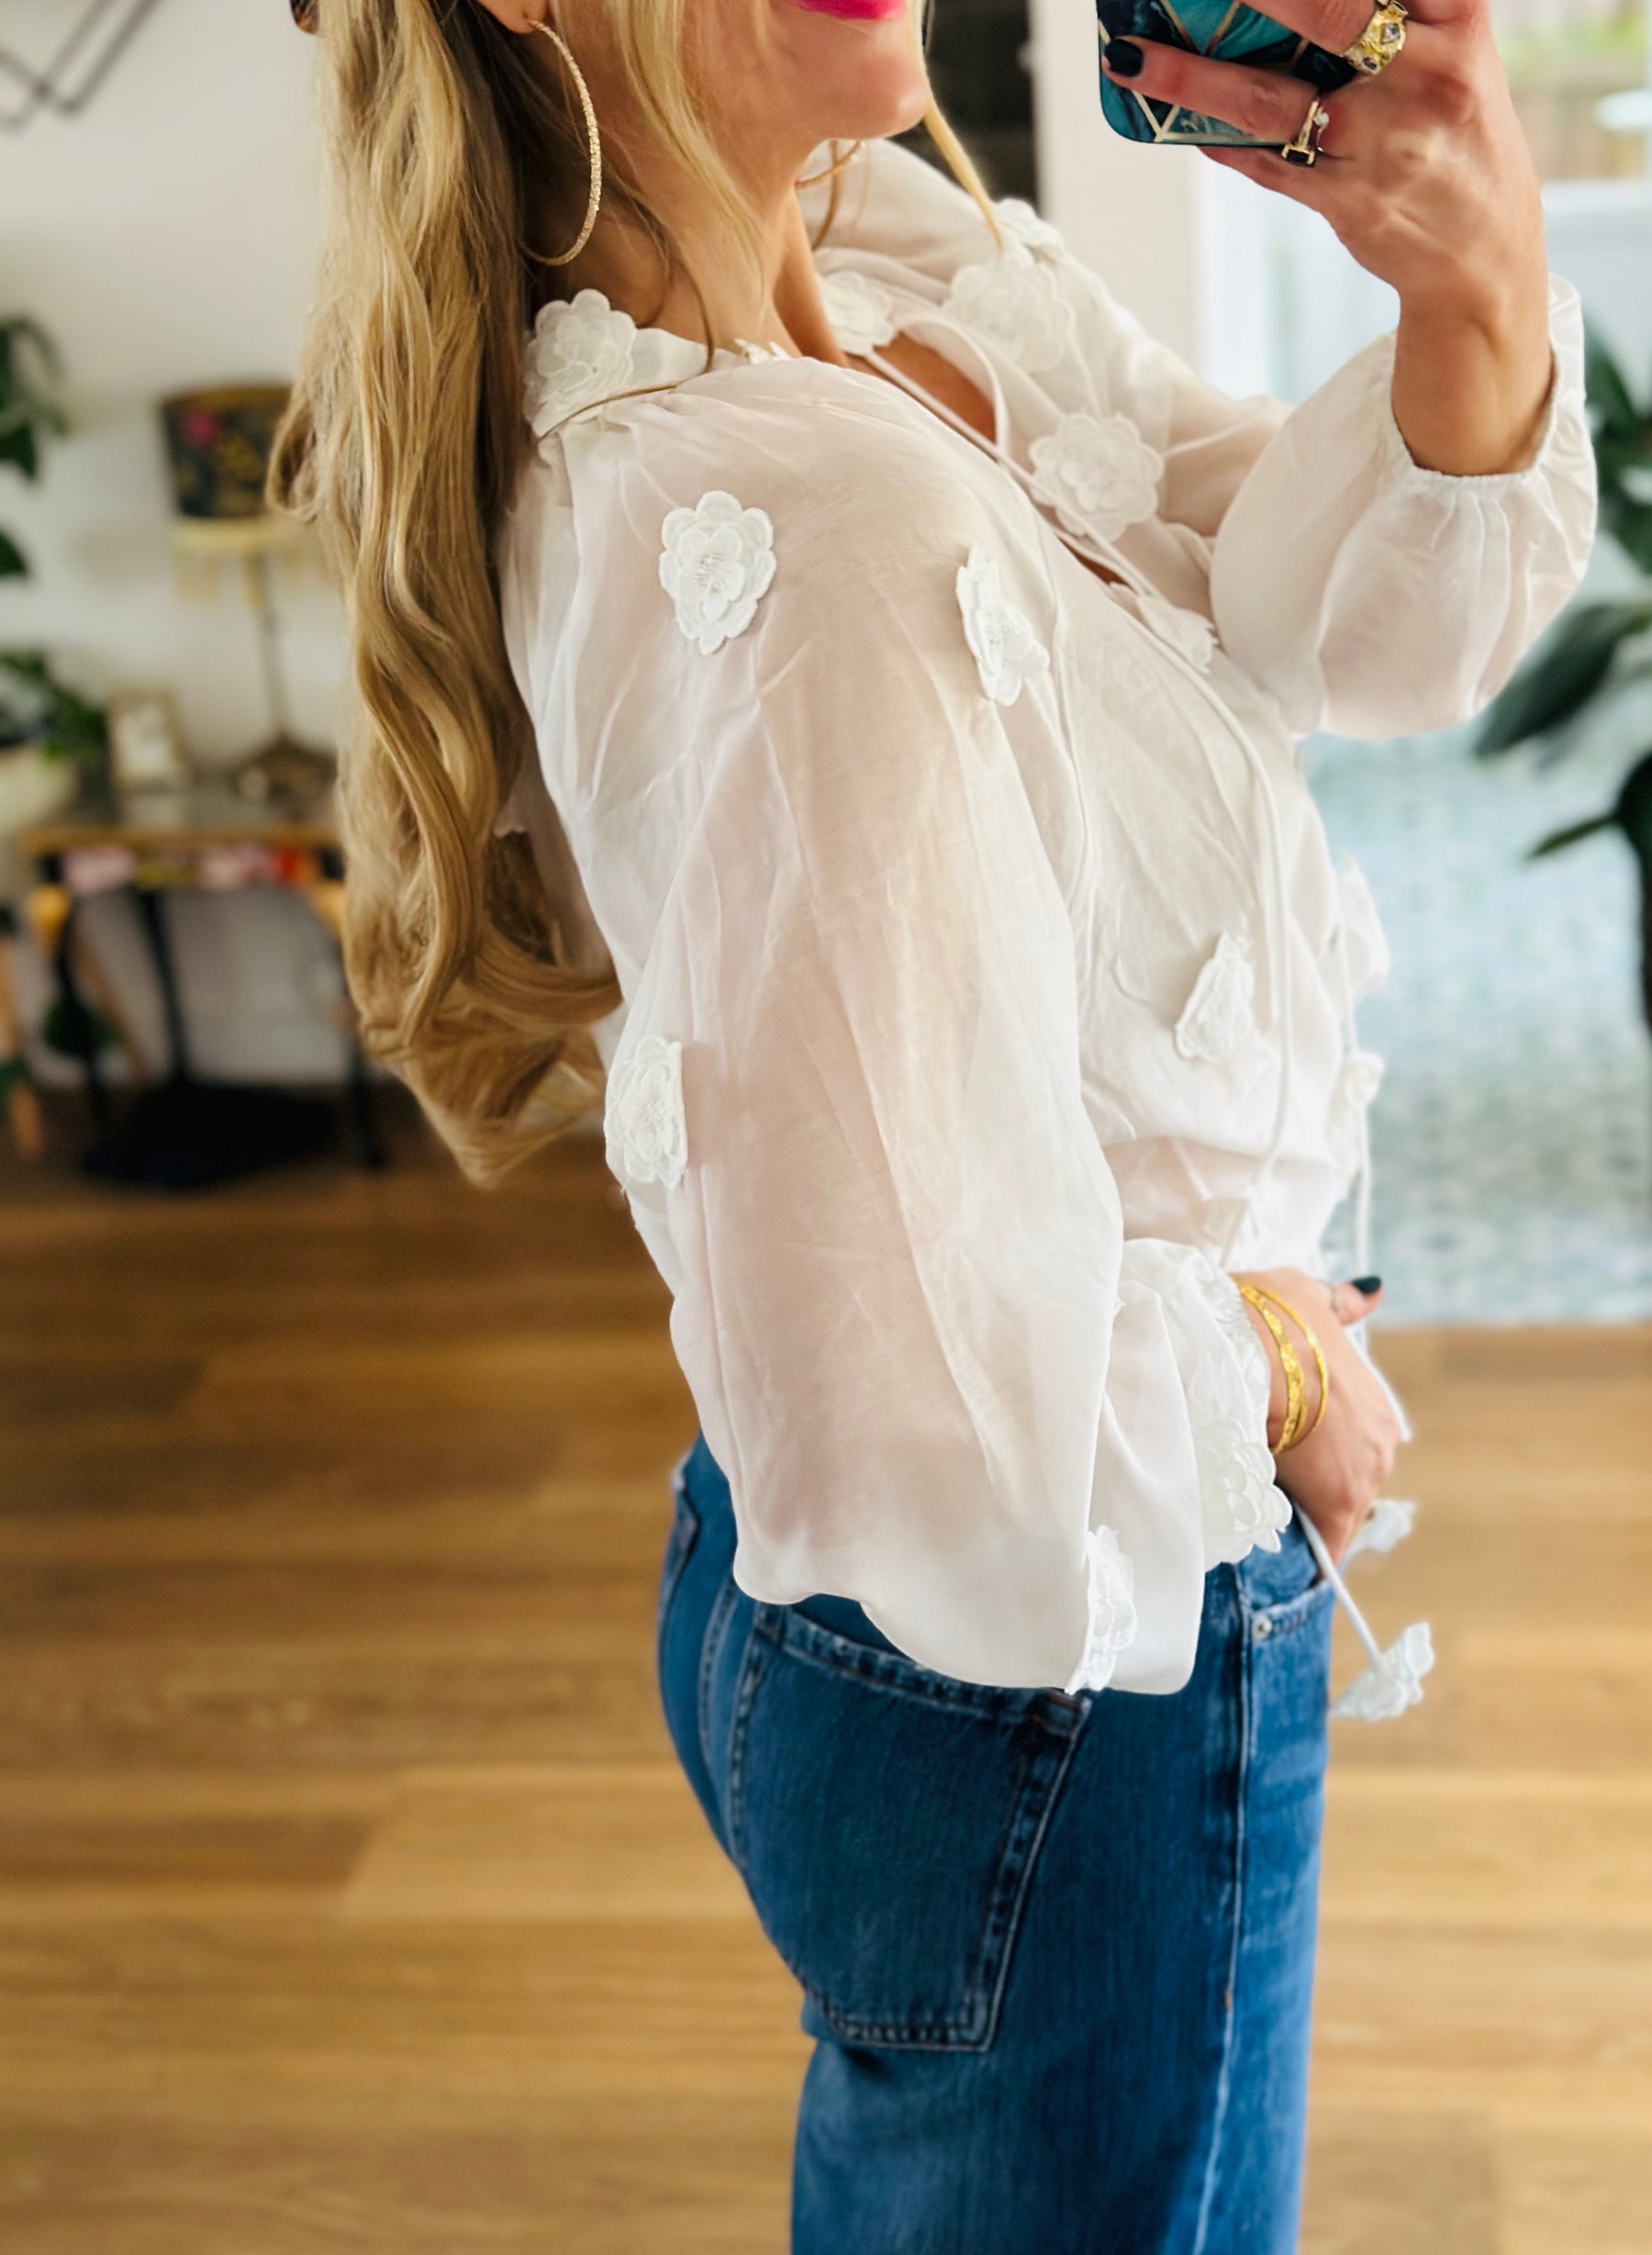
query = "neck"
(552, 125, 853, 367)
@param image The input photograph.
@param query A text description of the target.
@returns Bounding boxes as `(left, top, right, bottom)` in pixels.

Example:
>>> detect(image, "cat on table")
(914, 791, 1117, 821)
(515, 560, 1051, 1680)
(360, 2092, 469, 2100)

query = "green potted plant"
(1, 315, 66, 581)
(1477, 327, 1652, 1036)
(0, 316, 104, 843)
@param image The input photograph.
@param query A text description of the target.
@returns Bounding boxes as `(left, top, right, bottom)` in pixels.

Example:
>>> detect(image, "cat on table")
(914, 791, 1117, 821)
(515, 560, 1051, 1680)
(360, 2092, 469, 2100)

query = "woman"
(276, 1, 1594, 2245)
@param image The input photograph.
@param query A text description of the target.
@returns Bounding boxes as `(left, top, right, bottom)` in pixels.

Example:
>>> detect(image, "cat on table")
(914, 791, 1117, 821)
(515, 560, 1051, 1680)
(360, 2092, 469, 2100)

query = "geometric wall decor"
(0, 0, 165, 132)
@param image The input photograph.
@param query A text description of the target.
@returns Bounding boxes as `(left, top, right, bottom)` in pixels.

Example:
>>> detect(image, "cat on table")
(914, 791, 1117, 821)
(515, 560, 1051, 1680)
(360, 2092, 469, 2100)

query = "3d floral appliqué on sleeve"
(956, 548, 1049, 707)
(604, 1033, 688, 1194)
(659, 492, 778, 656)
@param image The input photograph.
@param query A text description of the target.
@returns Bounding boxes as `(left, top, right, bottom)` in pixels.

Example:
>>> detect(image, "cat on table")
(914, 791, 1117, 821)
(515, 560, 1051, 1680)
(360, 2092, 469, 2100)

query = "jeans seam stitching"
(655, 1488, 700, 1648)
(1192, 1571, 1251, 2255)
(696, 1574, 741, 1802)
(725, 1603, 782, 1870)
(1251, 1584, 1335, 1641)
(731, 1614, 1088, 2051)
(775, 1610, 1074, 1725)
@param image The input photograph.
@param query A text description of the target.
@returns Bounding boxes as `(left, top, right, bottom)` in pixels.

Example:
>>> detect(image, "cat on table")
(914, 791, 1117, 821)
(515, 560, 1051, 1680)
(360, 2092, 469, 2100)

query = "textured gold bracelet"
(1237, 1283, 1306, 1453)
(1244, 1285, 1331, 1450)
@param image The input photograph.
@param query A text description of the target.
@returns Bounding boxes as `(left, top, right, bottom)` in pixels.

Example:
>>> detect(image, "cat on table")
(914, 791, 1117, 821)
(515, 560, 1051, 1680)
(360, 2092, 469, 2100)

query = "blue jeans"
(657, 1432, 1334, 2254)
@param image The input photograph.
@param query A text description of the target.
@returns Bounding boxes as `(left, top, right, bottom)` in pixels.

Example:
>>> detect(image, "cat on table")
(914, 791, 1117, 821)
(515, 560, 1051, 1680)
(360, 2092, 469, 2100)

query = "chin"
(810, 67, 931, 142)
(771, 2, 931, 141)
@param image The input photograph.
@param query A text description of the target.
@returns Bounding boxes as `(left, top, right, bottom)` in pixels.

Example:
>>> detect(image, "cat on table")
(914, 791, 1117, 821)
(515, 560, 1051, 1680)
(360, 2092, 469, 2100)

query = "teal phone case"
(1097, 0, 1358, 148)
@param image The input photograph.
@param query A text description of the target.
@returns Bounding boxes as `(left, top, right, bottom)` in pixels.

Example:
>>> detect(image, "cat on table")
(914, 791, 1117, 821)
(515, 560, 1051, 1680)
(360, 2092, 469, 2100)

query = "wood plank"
(0, 1124, 1646, 2249)
(340, 1763, 749, 1923)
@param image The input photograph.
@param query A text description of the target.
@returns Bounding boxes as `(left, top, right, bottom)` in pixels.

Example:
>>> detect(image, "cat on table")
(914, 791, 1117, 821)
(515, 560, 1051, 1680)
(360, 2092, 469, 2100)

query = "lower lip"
(791, 0, 909, 19)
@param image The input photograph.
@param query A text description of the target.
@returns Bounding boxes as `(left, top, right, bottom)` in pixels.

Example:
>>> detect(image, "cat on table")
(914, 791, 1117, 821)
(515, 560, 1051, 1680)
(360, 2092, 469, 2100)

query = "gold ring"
(1281, 95, 1332, 167)
(1342, 0, 1408, 75)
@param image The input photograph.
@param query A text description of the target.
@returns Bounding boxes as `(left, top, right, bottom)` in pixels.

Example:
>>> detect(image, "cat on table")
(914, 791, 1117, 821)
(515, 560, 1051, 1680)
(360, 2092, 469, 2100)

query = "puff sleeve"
(586, 419, 1285, 1696)
(1078, 273, 1598, 739)
(1028, 208, 1595, 736)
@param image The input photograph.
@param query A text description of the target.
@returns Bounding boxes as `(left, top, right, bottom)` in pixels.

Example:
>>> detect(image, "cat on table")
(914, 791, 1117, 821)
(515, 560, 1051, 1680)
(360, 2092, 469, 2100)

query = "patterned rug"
(1310, 725, 1652, 1325)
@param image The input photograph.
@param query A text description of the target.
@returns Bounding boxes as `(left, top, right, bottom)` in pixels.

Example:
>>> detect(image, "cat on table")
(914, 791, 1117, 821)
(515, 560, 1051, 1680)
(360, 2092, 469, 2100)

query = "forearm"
(1390, 258, 1555, 478)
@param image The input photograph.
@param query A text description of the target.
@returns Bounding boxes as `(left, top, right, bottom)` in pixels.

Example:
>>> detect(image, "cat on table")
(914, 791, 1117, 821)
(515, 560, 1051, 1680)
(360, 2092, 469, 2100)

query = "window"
(1494, 0, 1650, 181)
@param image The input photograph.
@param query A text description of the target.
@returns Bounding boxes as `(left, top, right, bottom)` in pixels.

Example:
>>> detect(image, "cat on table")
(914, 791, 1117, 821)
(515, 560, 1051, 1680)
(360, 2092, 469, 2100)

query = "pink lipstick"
(791, 0, 910, 19)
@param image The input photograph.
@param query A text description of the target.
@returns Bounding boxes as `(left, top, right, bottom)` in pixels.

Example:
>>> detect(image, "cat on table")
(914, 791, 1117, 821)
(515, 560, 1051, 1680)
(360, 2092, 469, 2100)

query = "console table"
(16, 780, 386, 1188)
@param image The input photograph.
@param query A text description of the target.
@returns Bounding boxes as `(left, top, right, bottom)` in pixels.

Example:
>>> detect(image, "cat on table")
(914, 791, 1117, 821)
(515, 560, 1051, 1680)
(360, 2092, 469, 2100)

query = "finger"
(1329, 1277, 1385, 1325)
(1185, 0, 1370, 53)
(1101, 38, 1355, 151)
(1200, 144, 1338, 209)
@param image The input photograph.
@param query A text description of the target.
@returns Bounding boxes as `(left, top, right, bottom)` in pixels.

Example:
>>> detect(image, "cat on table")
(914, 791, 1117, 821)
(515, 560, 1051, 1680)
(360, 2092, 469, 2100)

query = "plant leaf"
(1477, 600, 1652, 755)
(0, 529, 25, 578)
(0, 318, 63, 385)
(1615, 749, 1652, 869)
(0, 421, 39, 483)
(1586, 322, 1641, 439)
(1528, 811, 1617, 859)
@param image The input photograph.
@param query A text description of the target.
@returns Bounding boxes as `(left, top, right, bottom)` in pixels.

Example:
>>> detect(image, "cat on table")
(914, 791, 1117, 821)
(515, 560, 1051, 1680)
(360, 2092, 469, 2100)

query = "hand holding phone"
(1086, 0, 1559, 490)
(1097, 0, 1361, 149)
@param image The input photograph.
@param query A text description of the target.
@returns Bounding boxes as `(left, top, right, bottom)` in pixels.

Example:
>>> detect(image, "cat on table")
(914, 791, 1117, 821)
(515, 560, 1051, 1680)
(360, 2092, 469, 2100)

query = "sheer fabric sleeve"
(1040, 206, 1595, 736)
(1205, 278, 1596, 737)
(586, 419, 1282, 1695)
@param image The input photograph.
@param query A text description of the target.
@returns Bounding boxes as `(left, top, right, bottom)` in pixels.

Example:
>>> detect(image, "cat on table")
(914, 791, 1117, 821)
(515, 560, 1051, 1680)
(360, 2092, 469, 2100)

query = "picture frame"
(107, 690, 188, 791)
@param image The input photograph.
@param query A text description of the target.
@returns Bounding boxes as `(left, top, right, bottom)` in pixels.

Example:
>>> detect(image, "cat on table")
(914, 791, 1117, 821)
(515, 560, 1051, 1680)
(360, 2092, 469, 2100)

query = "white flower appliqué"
(604, 1034, 688, 1193)
(660, 491, 777, 657)
(995, 198, 1064, 262)
(1028, 412, 1164, 546)
(944, 251, 1076, 376)
(1331, 1622, 1435, 1723)
(1329, 1048, 1385, 1177)
(955, 547, 1051, 708)
(1065, 1524, 1139, 1695)
(1175, 932, 1256, 1065)
(820, 271, 898, 356)
(525, 289, 637, 438)
(1345, 1497, 1418, 1563)
(1137, 592, 1218, 672)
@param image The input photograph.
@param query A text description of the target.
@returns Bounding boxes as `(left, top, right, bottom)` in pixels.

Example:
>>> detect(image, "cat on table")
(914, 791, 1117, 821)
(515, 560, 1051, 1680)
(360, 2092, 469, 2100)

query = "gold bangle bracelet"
(1237, 1283, 1306, 1453)
(1245, 1285, 1331, 1449)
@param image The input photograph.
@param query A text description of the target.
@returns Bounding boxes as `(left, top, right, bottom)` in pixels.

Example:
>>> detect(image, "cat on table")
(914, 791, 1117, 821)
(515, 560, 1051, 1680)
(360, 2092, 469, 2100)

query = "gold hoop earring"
(536, 23, 604, 266)
(797, 140, 865, 191)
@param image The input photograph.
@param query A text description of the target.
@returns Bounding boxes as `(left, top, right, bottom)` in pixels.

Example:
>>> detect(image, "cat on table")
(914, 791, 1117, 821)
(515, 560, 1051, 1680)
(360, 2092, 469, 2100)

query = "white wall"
(0, 0, 343, 763)
(1028, 0, 1204, 364)
(1, 0, 352, 1085)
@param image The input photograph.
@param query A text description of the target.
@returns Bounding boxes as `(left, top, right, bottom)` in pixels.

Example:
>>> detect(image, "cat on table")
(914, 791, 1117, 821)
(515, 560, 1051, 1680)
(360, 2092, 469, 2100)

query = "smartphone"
(1096, 0, 1359, 149)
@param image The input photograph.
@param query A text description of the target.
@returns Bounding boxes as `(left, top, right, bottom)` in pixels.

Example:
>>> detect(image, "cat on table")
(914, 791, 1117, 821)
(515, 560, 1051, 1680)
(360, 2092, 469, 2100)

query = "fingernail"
(1104, 38, 1144, 75)
(1352, 1276, 1383, 1296)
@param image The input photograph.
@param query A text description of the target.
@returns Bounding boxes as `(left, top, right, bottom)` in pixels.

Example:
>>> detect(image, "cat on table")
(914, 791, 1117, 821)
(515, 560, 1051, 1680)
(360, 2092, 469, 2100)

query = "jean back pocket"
(727, 1605, 1086, 2052)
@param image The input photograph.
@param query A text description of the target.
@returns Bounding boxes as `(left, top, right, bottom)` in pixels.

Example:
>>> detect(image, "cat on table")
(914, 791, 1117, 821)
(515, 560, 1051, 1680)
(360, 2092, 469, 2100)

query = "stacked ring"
(1281, 96, 1333, 167)
(1343, 0, 1409, 76)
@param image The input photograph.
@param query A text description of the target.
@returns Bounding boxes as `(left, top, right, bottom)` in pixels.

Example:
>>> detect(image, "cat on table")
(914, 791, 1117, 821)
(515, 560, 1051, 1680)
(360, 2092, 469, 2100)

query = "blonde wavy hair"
(272, 0, 994, 1185)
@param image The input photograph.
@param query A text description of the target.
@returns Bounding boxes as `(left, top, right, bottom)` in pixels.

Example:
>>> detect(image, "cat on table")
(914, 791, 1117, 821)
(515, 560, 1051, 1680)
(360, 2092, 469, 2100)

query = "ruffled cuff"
(1186, 1260, 1290, 1568)
(1064, 1524, 1140, 1697)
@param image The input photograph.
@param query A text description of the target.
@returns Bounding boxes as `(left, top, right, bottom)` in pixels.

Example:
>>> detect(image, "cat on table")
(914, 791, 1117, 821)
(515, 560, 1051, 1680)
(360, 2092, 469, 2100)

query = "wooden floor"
(0, 1107, 1648, 2252)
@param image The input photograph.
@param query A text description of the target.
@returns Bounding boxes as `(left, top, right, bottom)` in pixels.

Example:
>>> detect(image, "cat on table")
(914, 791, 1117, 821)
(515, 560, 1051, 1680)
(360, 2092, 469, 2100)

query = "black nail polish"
(1351, 1276, 1383, 1296)
(1104, 37, 1144, 75)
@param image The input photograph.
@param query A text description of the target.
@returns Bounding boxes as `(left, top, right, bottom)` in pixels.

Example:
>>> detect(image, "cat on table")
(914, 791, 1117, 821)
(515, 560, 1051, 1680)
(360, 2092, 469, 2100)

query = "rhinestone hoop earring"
(797, 140, 865, 191)
(536, 23, 604, 266)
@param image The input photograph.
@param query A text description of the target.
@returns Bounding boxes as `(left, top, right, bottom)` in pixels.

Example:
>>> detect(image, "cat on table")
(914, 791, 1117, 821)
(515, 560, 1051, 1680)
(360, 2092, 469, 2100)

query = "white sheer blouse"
(496, 140, 1596, 1697)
